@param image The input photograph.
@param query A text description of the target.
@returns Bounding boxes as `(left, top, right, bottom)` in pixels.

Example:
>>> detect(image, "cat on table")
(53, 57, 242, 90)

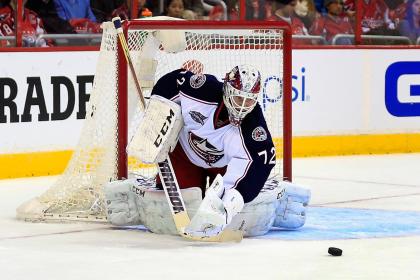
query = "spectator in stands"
(53, 0, 101, 33)
(54, 0, 97, 21)
(111, 0, 153, 20)
(398, 0, 420, 44)
(183, 0, 205, 18)
(343, 0, 397, 35)
(342, 0, 354, 17)
(246, 0, 268, 20)
(1, 0, 18, 45)
(310, 0, 353, 44)
(90, 0, 123, 23)
(181, 9, 197, 19)
(265, 0, 276, 19)
(313, 0, 325, 13)
(146, 0, 161, 16)
(208, 0, 239, 20)
(26, 0, 75, 34)
(0, 0, 50, 47)
(162, 0, 190, 19)
(388, 0, 408, 27)
(269, 0, 309, 35)
(293, 0, 319, 30)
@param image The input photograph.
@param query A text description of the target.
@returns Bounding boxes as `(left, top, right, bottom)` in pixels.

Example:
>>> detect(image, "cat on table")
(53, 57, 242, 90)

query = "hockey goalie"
(104, 64, 311, 239)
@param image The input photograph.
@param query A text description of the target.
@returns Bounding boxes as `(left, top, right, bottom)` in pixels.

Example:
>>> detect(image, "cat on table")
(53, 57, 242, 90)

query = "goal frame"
(116, 20, 293, 181)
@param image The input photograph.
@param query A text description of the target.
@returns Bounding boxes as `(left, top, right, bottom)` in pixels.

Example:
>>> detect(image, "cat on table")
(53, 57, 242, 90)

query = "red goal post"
(16, 20, 292, 223)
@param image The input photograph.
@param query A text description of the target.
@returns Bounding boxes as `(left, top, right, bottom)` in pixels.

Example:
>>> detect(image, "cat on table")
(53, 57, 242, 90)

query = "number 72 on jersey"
(258, 147, 276, 165)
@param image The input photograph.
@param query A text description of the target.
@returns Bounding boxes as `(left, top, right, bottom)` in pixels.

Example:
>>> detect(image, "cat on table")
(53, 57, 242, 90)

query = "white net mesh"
(16, 22, 286, 222)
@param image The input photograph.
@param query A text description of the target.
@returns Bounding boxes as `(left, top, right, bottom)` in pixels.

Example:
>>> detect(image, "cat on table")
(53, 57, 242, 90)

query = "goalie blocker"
(127, 95, 184, 164)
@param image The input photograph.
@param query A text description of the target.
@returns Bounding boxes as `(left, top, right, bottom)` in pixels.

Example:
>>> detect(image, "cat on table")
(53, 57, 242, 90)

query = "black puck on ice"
(328, 247, 342, 256)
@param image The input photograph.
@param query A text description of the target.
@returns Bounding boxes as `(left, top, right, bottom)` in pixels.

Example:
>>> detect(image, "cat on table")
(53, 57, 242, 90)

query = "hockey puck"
(328, 247, 342, 256)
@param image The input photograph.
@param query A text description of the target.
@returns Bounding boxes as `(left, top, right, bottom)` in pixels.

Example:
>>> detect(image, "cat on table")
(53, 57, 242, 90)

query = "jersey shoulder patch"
(251, 126, 268, 142)
(179, 71, 223, 103)
(240, 104, 274, 150)
(189, 74, 206, 89)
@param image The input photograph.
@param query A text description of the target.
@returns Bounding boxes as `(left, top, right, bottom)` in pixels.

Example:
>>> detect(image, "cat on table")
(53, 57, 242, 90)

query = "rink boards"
(1, 49, 420, 178)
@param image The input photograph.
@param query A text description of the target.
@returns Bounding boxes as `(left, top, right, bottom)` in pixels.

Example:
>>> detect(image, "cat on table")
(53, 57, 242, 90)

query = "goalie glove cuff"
(222, 188, 244, 224)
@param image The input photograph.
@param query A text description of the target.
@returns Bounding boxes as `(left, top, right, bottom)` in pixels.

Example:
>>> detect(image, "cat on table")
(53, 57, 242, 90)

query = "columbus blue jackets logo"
(252, 126, 267, 141)
(188, 132, 224, 165)
(190, 74, 206, 89)
(189, 111, 207, 125)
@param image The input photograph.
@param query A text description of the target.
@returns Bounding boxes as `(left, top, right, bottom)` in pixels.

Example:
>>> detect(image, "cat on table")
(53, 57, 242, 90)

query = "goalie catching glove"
(127, 95, 184, 164)
(183, 174, 244, 238)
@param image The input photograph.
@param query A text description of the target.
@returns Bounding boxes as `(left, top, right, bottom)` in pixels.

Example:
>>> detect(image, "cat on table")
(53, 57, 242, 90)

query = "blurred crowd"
(0, 0, 419, 47)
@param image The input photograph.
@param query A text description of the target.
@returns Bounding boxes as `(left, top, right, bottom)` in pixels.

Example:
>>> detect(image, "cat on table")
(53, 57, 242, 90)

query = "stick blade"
(182, 229, 243, 243)
(173, 211, 191, 231)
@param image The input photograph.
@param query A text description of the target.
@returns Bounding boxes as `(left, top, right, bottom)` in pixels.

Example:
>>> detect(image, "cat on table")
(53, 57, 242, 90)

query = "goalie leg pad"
(104, 178, 142, 226)
(105, 176, 202, 235)
(138, 185, 201, 235)
(127, 95, 184, 164)
(273, 181, 311, 229)
(227, 178, 280, 236)
(227, 177, 311, 236)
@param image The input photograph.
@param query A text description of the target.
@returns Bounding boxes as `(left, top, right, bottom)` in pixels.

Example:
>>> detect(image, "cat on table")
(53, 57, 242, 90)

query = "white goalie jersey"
(151, 69, 276, 203)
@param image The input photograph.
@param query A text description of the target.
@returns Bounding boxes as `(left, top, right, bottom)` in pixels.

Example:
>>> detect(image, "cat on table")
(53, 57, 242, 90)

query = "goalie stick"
(112, 17, 242, 242)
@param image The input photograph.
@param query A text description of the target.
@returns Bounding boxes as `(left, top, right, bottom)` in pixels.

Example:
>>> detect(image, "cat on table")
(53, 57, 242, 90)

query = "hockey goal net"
(16, 20, 292, 222)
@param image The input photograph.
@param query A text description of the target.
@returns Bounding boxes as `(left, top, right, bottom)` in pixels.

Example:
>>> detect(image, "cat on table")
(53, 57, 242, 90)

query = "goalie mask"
(223, 65, 261, 126)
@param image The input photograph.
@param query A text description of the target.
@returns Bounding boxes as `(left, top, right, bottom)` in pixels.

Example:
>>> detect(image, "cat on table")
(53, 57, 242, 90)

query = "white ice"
(1, 154, 420, 280)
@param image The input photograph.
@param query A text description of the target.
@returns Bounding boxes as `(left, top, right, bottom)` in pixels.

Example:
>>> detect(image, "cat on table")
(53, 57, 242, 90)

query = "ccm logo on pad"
(385, 61, 420, 117)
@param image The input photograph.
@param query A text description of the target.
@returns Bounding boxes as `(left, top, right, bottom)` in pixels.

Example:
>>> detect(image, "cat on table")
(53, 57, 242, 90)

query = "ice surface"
(1, 154, 420, 280)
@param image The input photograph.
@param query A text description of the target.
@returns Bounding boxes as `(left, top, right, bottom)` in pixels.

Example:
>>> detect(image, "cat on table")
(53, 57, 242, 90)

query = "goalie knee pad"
(227, 178, 280, 237)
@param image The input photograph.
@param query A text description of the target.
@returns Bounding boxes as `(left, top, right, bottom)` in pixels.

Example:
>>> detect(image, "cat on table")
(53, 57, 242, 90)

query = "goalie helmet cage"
(16, 20, 292, 223)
